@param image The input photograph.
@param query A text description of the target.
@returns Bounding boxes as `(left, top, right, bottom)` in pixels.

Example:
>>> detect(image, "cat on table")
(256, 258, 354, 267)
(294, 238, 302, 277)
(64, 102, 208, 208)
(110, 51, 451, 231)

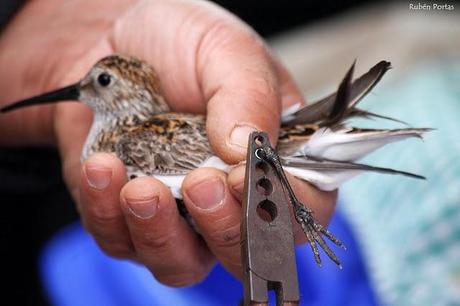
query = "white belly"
(127, 156, 233, 199)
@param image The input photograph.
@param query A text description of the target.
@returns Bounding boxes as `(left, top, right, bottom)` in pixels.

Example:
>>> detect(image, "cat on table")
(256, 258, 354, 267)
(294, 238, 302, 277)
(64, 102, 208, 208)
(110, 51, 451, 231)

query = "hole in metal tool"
(257, 200, 277, 222)
(256, 178, 273, 196)
(254, 135, 264, 147)
(256, 161, 269, 175)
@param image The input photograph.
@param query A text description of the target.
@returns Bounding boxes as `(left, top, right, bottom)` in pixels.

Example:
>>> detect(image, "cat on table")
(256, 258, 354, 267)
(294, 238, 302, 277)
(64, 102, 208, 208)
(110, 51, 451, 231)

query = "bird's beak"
(0, 83, 80, 113)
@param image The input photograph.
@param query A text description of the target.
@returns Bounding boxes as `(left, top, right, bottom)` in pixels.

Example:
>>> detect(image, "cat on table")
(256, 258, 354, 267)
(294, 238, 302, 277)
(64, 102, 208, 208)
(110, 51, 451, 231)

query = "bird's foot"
(255, 137, 346, 268)
(293, 203, 346, 268)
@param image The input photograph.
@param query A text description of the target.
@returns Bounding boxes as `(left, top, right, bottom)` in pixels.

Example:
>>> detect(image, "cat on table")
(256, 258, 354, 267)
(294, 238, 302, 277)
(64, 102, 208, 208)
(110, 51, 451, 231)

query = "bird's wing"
(282, 60, 392, 126)
(115, 113, 213, 175)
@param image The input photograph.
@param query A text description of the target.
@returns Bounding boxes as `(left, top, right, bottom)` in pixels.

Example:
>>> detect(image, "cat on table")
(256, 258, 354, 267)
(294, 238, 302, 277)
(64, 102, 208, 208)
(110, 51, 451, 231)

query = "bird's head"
(1, 55, 170, 120)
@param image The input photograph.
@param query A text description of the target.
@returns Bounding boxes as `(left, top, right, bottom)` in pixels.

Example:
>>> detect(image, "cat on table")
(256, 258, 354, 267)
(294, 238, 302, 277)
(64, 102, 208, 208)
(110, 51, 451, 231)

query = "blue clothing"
(40, 211, 377, 306)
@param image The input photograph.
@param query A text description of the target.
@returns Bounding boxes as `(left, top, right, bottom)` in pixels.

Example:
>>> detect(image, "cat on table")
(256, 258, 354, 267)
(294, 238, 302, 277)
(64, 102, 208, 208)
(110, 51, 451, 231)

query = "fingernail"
(229, 124, 258, 149)
(187, 177, 225, 210)
(85, 164, 112, 190)
(125, 196, 159, 219)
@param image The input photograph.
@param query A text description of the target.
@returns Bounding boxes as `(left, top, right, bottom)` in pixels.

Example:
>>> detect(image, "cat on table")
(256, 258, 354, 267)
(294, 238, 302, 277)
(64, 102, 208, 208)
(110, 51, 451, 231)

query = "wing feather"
(283, 60, 391, 126)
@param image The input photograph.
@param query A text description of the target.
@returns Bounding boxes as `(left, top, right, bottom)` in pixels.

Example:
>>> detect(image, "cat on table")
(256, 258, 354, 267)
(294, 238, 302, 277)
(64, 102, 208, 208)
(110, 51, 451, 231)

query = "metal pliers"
(241, 131, 300, 306)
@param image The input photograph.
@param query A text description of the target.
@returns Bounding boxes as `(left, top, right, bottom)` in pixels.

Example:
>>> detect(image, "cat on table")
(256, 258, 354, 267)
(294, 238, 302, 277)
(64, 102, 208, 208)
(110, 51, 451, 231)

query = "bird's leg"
(256, 144, 346, 268)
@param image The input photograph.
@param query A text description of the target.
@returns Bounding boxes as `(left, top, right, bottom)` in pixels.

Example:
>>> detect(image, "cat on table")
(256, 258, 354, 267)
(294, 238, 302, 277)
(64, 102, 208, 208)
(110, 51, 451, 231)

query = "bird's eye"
(97, 73, 111, 87)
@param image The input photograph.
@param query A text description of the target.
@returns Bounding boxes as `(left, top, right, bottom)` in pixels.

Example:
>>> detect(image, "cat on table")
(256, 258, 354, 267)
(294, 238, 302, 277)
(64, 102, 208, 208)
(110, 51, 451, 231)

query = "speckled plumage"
(72, 55, 429, 197)
(115, 113, 212, 176)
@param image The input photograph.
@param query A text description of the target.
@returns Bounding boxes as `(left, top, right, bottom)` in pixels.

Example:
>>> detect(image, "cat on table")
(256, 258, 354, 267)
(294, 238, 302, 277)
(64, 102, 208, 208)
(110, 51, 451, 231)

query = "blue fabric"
(40, 211, 377, 306)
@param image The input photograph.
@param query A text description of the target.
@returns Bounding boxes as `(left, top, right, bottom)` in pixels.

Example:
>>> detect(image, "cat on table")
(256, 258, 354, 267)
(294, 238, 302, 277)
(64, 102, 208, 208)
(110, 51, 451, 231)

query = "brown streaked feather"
(115, 113, 213, 175)
(277, 124, 320, 156)
(94, 55, 170, 116)
(97, 55, 163, 96)
(278, 124, 319, 142)
(283, 60, 391, 126)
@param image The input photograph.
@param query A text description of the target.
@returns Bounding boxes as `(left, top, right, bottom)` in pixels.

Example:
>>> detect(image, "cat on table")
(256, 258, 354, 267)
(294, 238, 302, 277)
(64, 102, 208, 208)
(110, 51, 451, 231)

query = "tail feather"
(347, 60, 392, 108)
(276, 60, 429, 190)
(320, 61, 354, 127)
(282, 157, 425, 191)
(348, 108, 409, 125)
(282, 60, 392, 126)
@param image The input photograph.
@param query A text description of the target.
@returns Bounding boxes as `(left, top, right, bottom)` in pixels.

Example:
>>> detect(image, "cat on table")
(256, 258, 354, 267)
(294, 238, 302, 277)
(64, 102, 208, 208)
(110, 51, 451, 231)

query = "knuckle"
(87, 204, 122, 226)
(248, 75, 277, 101)
(136, 230, 177, 254)
(97, 240, 134, 259)
(206, 222, 241, 250)
(243, 77, 281, 121)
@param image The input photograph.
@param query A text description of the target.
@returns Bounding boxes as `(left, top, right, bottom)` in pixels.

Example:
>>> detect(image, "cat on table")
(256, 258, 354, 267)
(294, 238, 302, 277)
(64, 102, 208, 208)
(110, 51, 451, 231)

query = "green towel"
(340, 60, 460, 306)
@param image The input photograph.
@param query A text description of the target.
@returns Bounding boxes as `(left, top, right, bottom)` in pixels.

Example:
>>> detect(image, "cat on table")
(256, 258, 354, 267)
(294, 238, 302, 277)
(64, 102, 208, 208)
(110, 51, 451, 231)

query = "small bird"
(1, 55, 430, 267)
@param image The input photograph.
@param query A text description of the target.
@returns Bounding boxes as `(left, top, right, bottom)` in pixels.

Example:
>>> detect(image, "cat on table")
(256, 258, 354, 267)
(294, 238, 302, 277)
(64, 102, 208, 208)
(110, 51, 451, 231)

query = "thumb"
(197, 23, 304, 164)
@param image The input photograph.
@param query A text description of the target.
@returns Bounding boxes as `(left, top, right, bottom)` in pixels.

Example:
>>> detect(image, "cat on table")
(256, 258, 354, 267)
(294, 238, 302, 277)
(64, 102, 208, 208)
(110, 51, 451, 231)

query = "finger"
(110, 1, 304, 164)
(272, 57, 306, 108)
(79, 153, 134, 258)
(182, 167, 243, 278)
(196, 22, 282, 164)
(55, 103, 93, 204)
(227, 165, 337, 243)
(120, 176, 215, 287)
(199, 30, 308, 164)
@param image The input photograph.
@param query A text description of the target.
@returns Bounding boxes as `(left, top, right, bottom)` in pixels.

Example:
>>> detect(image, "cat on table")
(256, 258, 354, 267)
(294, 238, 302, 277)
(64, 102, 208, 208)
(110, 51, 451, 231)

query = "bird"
(0, 54, 430, 267)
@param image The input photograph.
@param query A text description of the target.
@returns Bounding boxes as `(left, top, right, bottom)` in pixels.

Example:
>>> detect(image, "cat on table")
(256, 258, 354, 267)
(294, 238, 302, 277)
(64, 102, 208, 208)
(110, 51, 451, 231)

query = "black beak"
(1, 83, 80, 113)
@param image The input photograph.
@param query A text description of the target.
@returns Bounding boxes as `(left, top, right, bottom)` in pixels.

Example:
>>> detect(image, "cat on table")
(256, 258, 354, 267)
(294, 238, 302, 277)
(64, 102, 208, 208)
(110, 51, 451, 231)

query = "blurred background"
(268, 2, 460, 305)
(1, 0, 459, 305)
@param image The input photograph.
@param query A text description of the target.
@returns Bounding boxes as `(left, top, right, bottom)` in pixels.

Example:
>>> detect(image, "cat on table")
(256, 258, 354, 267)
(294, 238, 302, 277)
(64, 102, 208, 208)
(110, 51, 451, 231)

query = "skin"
(0, 0, 337, 286)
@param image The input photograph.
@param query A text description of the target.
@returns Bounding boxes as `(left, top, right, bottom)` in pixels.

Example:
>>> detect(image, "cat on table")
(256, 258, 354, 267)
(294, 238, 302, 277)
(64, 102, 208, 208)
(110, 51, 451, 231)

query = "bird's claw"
(293, 202, 345, 268)
(256, 138, 346, 268)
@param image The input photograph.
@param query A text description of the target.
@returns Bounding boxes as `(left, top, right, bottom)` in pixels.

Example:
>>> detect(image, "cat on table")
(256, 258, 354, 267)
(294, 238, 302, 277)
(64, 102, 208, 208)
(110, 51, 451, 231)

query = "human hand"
(0, 0, 337, 286)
